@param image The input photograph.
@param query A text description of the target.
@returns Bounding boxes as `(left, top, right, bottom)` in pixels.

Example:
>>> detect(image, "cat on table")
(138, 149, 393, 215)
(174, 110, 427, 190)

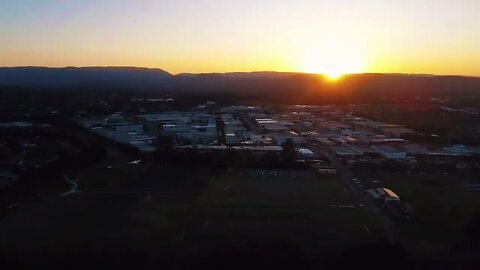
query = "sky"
(0, 0, 479, 76)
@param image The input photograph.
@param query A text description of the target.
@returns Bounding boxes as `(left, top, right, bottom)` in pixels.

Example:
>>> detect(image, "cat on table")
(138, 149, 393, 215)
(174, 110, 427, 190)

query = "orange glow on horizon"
(0, 1, 479, 77)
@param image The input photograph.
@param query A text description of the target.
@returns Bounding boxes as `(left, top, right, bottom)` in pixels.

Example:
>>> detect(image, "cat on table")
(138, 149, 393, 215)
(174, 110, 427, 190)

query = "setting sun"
(299, 39, 366, 80)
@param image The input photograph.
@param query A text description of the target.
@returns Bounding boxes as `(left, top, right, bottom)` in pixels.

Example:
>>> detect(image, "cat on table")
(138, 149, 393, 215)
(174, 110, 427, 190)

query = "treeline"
(153, 136, 315, 169)
(0, 142, 108, 214)
(0, 121, 142, 213)
(3, 73, 480, 109)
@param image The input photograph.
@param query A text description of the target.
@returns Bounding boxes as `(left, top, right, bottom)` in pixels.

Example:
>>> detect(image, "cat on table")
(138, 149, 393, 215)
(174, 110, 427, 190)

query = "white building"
(373, 146, 406, 159)
(297, 148, 314, 158)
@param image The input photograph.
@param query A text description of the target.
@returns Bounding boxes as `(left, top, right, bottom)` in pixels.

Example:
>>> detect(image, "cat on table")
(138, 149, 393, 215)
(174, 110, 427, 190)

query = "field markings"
(330, 204, 356, 208)
(59, 175, 80, 197)
(7, 202, 21, 209)
(363, 224, 371, 233)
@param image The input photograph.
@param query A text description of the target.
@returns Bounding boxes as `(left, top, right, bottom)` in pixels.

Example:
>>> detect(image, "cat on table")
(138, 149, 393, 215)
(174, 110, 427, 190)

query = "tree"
(154, 135, 174, 155)
(467, 212, 480, 250)
(280, 138, 297, 165)
(260, 151, 280, 167)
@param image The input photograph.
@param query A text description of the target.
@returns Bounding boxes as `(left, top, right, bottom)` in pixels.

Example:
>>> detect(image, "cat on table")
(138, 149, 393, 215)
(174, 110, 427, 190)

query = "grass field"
(358, 171, 480, 259)
(67, 161, 212, 193)
(0, 167, 386, 261)
(189, 170, 385, 257)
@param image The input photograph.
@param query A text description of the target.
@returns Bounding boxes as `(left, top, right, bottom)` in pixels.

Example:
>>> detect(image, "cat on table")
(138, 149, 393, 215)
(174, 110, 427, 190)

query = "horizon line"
(1, 65, 479, 78)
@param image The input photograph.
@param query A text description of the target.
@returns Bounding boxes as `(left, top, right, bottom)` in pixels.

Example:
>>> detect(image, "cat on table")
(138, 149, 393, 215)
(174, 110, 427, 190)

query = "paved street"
(312, 145, 396, 244)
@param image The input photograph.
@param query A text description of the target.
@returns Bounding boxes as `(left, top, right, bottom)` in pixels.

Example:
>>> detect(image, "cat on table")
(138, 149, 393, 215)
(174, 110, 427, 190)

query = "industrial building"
(372, 145, 406, 159)
(333, 146, 363, 158)
(78, 114, 156, 152)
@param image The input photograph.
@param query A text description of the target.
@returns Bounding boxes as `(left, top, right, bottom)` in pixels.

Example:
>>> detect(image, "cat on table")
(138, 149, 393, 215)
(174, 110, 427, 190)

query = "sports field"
(0, 166, 385, 261)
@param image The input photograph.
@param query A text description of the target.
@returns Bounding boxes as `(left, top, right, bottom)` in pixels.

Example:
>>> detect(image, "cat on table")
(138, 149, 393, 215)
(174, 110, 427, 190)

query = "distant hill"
(0, 66, 172, 89)
(1, 67, 480, 104)
(177, 71, 300, 79)
(167, 72, 480, 103)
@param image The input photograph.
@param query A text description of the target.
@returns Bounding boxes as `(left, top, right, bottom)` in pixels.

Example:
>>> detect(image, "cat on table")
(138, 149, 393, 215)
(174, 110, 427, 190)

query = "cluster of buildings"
(78, 110, 221, 153)
(367, 187, 400, 202)
(76, 104, 480, 165)
(366, 187, 412, 219)
(219, 104, 480, 165)
(220, 105, 418, 162)
(213, 107, 314, 156)
(440, 106, 479, 115)
(332, 141, 480, 164)
(131, 106, 314, 156)
(262, 107, 480, 164)
(139, 112, 218, 145)
(78, 113, 156, 152)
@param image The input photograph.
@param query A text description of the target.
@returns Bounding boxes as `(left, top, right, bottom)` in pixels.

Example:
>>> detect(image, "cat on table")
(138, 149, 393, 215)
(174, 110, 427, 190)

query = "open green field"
(0, 168, 386, 261)
(67, 161, 212, 192)
(358, 171, 480, 259)
(190, 170, 385, 257)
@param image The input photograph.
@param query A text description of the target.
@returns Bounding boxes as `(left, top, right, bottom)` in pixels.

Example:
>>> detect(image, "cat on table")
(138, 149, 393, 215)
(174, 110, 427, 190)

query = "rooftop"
(333, 146, 363, 156)
(373, 145, 405, 154)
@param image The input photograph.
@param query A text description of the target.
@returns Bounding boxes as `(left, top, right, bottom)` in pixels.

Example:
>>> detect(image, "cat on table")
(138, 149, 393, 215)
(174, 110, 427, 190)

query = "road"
(312, 145, 396, 244)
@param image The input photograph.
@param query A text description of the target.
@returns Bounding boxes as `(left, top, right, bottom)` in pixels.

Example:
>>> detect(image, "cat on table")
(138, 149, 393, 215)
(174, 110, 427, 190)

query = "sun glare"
(299, 42, 366, 80)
